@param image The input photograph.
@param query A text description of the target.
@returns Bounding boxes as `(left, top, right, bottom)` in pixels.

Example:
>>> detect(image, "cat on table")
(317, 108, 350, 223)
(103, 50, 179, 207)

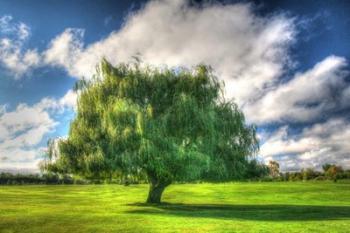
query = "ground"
(0, 181, 349, 233)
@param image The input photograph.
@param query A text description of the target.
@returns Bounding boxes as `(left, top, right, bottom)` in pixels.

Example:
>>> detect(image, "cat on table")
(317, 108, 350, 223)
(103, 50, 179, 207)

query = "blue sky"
(0, 0, 349, 172)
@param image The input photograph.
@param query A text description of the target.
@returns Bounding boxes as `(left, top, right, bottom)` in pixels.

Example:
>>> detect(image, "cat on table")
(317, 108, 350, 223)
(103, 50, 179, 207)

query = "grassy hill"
(1, 181, 349, 233)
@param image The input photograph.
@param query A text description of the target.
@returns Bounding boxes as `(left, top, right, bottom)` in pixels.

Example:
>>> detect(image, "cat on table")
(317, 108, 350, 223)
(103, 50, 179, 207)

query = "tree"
(244, 159, 269, 180)
(43, 60, 258, 203)
(301, 168, 321, 181)
(322, 164, 332, 173)
(268, 160, 280, 178)
(324, 165, 343, 182)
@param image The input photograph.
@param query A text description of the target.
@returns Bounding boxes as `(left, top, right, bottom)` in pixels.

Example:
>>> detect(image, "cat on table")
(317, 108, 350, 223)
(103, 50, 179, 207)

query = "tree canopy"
(43, 60, 258, 203)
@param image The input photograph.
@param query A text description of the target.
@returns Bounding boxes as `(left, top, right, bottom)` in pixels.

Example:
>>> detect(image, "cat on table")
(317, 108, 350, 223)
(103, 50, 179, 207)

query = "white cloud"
(0, 147, 44, 171)
(40, 1, 349, 128)
(42, 0, 296, 106)
(0, 15, 19, 35)
(244, 55, 349, 124)
(59, 89, 78, 110)
(0, 104, 6, 115)
(0, 100, 58, 146)
(260, 118, 350, 171)
(341, 86, 350, 108)
(0, 90, 77, 170)
(0, 101, 56, 170)
(44, 28, 84, 77)
(17, 22, 30, 41)
(0, 15, 41, 77)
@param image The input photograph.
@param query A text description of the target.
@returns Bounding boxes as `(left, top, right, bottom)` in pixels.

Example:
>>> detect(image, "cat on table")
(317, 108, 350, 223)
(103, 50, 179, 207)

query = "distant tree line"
(1, 161, 348, 185)
(0, 159, 267, 185)
(0, 172, 150, 185)
(260, 161, 350, 182)
(0, 173, 77, 185)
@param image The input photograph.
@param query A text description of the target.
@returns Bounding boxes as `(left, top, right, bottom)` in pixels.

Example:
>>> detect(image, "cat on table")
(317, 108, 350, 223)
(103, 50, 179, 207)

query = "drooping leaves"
(47, 60, 258, 182)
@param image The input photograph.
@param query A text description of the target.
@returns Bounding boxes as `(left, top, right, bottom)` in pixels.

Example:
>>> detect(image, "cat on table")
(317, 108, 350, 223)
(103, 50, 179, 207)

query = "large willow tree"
(45, 60, 258, 203)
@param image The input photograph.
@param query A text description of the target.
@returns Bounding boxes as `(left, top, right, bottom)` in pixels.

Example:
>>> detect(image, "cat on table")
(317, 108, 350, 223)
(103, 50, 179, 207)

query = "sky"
(0, 0, 349, 172)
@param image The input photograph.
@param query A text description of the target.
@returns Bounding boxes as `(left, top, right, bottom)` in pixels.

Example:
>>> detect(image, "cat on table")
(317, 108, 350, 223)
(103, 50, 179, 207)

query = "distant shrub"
(244, 159, 270, 180)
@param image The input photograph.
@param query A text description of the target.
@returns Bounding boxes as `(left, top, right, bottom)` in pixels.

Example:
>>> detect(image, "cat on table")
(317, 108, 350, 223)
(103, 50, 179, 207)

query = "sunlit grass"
(1, 181, 349, 232)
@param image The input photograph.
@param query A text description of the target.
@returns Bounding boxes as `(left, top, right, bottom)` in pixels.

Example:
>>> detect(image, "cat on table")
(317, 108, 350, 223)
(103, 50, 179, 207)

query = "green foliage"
(278, 165, 350, 182)
(324, 164, 344, 182)
(244, 159, 270, 180)
(45, 61, 258, 187)
(0, 172, 75, 185)
(0, 172, 147, 185)
(322, 163, 332, 173)
(301, 168, 322, 181)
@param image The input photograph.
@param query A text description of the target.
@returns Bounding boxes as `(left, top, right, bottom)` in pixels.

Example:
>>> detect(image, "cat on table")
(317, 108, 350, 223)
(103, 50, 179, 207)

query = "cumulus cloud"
(0, 15, 29, 39)
(0, 148, 44, 170)
(0, 15, 41, 77)
(42, 0, 348, 126)
(0, 104, 6, 115)
(244, 55, 349, 124)
(0, 1, 305, 109)
(44, 28, 84, 77)
(0, 102, 57, 143)
(42, 0, 296, 105)
(260, 118, 350, 171)
(0, 101, 57, 170)
(0, 90, 77, 170)
(59, 89, 78, 110)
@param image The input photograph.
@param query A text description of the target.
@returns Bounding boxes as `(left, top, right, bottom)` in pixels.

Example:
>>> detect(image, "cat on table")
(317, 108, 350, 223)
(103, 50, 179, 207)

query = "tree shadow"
(126, 202, 350, 221)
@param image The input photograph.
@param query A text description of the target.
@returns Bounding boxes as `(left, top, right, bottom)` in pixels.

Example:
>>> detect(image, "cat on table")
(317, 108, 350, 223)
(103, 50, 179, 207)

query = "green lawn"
(0, 181, 349, 233)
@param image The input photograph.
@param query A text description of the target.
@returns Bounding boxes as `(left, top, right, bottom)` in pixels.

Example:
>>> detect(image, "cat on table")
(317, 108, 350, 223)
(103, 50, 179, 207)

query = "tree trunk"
(146, 174, 171, 204)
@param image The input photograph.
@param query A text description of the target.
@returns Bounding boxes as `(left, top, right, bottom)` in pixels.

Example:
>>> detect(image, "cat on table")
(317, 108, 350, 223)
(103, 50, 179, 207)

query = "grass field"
(0, 181, 349, 233)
